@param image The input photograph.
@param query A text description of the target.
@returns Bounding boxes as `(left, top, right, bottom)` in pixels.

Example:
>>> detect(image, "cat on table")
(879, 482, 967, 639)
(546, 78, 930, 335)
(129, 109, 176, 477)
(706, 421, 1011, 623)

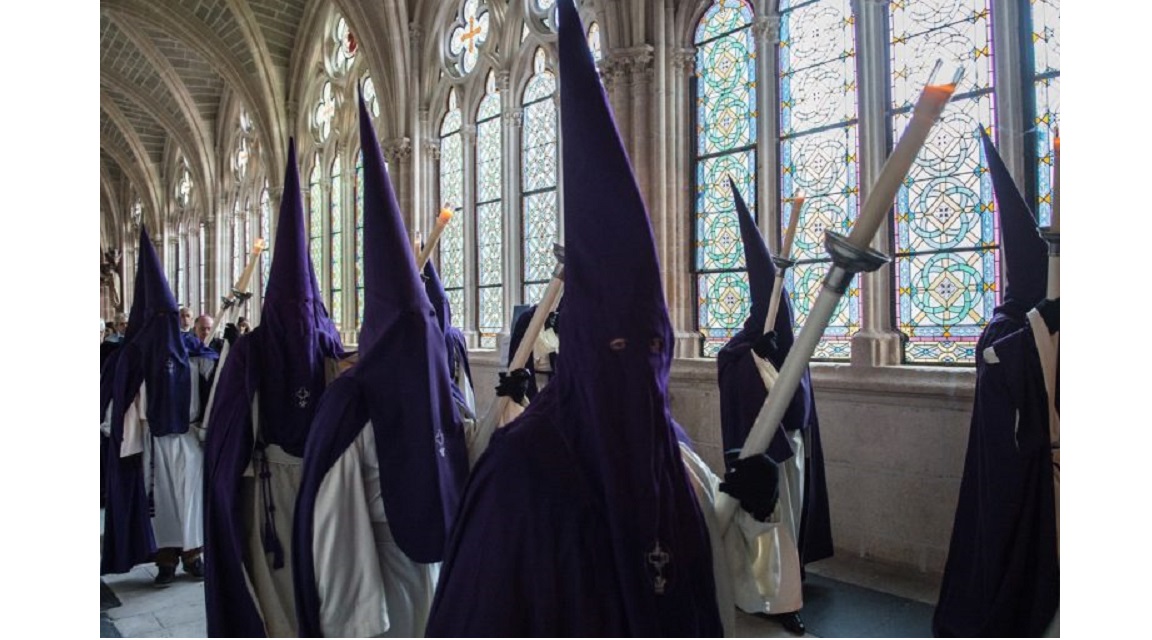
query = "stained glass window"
(232, 201, 243, 286)
(362, 75, 379, 119)
(330, 156, 344, 330)
(521, 48, 559, 305)
(355, 149, 365, 328)
(449, 0, 490, 76)
(1030, 0, 1059, 226)
(178, 233, 187, 306)
(587, 21, 602, 61)
(527, 0, 557, 32)
(199, 222, 206, 312)
(330, 16, 357, 76)
(314, 82, 336, 142)
(439, 90, 467, 328)
(778, 0, 860, 361)
(176, 161, 192, 208)
(693, 0, 757, 356)
(260, 183, 270, 296)
(309, 157, 325, 300)
(476, 71, 504, 348)
(889, 0, 997, 364)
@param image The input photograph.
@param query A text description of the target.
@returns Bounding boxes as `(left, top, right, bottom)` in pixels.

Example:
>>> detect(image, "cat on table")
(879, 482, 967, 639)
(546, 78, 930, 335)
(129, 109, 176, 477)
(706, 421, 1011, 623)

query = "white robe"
(310, 421, 439, 637)
(119, 379, 206, 552)
(680, 442, 801, 637)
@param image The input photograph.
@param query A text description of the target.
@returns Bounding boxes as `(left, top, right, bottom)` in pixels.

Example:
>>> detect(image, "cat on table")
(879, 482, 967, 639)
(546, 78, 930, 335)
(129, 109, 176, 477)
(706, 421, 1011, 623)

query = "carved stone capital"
(496, 69, 512, 93)
(422, 138, 441, 161)
(600, 56, 628, 90)
(672, 47, 696, 77)
(409, 22, 424, 51)
(504, 108, 524, 127)
(753, 15, 780, 45)
(382, 137, 412, 164)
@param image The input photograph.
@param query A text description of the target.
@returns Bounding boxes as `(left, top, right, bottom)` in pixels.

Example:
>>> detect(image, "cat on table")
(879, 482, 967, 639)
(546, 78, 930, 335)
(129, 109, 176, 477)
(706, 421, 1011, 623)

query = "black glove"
(752, 331, 779, 359)
(495, 368, 532, 403)
(719, 451, 780, 522)
(544, 310, 560, 332)
(223, 323, 240, 345)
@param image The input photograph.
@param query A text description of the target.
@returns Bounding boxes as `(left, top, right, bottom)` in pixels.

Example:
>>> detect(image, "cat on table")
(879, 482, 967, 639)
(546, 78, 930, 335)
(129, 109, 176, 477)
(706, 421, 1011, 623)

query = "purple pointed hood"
(118, 225, 190, 436)
(980, 129, 1048, 317)
(545, 0, 721, 632)
(424, 259, 472, 391)
(250, 137, 344, 456)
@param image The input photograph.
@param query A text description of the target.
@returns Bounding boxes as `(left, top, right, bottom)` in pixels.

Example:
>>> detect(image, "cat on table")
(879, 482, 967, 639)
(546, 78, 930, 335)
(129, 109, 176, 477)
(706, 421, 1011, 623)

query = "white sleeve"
(312, 423, 391, 638)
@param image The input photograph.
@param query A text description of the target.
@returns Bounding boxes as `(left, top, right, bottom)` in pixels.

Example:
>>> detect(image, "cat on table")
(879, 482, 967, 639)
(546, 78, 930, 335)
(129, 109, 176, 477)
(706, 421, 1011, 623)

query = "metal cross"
(647, 540, 671, 595)
(296, 387, 310, 408)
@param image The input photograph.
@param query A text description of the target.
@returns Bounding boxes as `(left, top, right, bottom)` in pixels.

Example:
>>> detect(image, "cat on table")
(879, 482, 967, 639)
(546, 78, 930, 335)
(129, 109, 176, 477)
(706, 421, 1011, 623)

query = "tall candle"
(763, 196, 804, 335)
(848, 72, 959, 248)
(417, 205, 454, 269)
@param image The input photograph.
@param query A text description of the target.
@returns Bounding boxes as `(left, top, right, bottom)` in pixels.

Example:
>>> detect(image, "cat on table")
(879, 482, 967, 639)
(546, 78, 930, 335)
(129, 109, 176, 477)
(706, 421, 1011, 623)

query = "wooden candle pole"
(763, 196, 804, 336)
(417, 206, 454, 270)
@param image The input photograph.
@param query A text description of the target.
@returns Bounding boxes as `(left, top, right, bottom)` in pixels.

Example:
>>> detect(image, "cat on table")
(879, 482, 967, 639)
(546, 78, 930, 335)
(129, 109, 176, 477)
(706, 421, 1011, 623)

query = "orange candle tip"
(438, 208, 454, 223)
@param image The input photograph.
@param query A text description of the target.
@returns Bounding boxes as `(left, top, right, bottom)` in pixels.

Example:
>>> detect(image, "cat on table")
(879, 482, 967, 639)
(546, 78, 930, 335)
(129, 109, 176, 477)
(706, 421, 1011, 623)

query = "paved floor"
(100, 552, 942, 638)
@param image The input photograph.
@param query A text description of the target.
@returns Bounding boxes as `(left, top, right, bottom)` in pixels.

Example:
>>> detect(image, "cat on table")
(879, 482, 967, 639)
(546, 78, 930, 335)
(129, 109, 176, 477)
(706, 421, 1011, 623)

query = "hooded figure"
(425, 1, 723, 635)
(101, 225, 202, 582)
(423, 259, 476, 418)
(933, 130, 1059, 637)
(202, 138, 347, 637)
(713, 181, 834, 632)
(290, 90, 469, 638)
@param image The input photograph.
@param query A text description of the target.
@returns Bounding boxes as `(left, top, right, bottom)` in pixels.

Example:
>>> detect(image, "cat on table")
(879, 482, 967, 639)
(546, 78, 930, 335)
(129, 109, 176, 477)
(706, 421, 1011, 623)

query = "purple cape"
(102, 225, 188, 574)
(932, 321, 1058, 636)
(427, 1, 722, 634)
(423, 260, 473, 395)
(292, 91, 469, 637)
(933, 129, 1058, 636)
(715, 181, 833, 566)
(202, 138, 345, 637)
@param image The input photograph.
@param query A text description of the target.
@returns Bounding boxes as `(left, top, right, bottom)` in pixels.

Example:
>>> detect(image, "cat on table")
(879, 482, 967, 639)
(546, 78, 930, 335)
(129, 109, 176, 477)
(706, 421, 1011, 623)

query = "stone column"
(754, 14, 781, 247)
(669, 47, 700, 358)
(459, 124, 478, 343)
(850, 0, 903, 366)
(383, 137, 414, 232)
(499, 71, 521, 347)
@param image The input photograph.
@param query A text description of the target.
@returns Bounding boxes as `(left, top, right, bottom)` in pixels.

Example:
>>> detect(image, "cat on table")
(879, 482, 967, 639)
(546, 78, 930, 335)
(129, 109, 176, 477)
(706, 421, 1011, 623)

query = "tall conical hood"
(979, 129, 1048, 315)
(731, 178, 776, 333)
(357, 92, 427, 351)
(120, 224, 190, 436)
(342, 87, 468, 561)
(549, 0, 721, 633)
(251, 137, 344, 456)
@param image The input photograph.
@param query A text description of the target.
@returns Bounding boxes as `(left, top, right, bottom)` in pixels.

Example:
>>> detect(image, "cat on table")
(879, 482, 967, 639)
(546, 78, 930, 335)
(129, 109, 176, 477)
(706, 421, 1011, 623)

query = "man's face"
(114, 321, 128, 335)
(195, 317, 214, 341)
(179, 308, 193, 330)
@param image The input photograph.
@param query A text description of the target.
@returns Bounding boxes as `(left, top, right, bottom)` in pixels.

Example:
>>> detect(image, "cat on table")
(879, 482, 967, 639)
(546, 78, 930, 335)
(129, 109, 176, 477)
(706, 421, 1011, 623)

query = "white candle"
(763, 196, 804, 335)
(848, 74, 958, 248)
(417, 206, 454, 269)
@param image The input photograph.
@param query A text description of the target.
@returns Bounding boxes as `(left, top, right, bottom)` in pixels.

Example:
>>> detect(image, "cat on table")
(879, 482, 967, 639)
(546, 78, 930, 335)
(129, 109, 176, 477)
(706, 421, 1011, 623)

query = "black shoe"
(154, 565, 177, 586)
(183, 557, 205, 580)
(772, 611, 806, 635)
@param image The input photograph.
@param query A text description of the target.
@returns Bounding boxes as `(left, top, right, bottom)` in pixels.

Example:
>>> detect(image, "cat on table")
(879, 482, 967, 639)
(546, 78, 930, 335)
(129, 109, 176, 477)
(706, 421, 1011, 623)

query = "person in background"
(179, 307, 194, 334)
(236, 316, 251, 335)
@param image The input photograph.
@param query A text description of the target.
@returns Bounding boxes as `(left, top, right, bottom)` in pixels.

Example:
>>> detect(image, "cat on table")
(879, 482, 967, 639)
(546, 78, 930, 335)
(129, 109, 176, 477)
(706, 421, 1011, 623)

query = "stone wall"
(466, 350, 975, 576)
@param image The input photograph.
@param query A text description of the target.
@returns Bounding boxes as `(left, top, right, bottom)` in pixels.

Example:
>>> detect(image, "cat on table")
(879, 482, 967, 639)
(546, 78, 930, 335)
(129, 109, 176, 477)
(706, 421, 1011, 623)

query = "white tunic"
(310, 421, 439, 637)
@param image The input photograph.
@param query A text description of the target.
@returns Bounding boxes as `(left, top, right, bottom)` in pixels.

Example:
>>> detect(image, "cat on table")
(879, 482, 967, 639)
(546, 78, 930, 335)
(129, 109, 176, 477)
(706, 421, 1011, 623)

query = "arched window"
(448, 0, 491, 77)
(777, 0, 859, 360)
(198, 222, 206, 312)
(329, 156, 344, 330)
(355, 149, 365, 326)
(520, 48, 559, 305)
(308, 156, 324, 298)
(439, 89, 467, 325)
(889, 0, 996, 363)
(476, 71, 504, 348)
(693, 0, 757, 356)
(232, 200, 243, 287)
(1029, 0, 1059, 225)
(587, 21, 602, 61)
(260, 182, 271, 295)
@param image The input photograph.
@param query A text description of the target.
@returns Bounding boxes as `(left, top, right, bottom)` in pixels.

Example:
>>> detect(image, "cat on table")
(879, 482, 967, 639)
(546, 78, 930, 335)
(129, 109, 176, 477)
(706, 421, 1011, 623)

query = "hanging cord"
(254, 441, 285, 569)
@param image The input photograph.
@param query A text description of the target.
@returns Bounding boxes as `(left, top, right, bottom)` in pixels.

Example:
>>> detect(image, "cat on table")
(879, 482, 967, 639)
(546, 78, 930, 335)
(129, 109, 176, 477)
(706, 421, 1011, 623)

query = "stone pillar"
(499, 71, 521, 344)
(383, 137, 414, 231)
(850, 0, 903, 366)
(669, 47, 700, 358)
(754, 14, 781, 247)
(459, 124, 478, 343)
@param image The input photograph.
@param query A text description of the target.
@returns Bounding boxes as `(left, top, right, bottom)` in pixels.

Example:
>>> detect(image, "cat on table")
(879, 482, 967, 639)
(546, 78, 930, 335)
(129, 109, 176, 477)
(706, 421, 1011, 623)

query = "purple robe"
(102, 225, 188, 575)
(426, 1, 722, 634)
(291, 92, 469, 637)
(716, 180, 833, 566)
(203, 138, 346, 637)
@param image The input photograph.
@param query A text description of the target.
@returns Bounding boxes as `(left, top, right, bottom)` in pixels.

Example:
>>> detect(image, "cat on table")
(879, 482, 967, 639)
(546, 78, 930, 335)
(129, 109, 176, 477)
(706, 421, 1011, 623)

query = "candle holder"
(1039, 227, 1059, 258)
(822, 231, 890, 294)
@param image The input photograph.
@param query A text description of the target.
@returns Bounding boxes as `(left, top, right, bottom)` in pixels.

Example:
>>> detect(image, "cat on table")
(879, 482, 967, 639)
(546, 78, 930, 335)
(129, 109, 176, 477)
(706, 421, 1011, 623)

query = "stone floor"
(100, 551, 943, 638)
